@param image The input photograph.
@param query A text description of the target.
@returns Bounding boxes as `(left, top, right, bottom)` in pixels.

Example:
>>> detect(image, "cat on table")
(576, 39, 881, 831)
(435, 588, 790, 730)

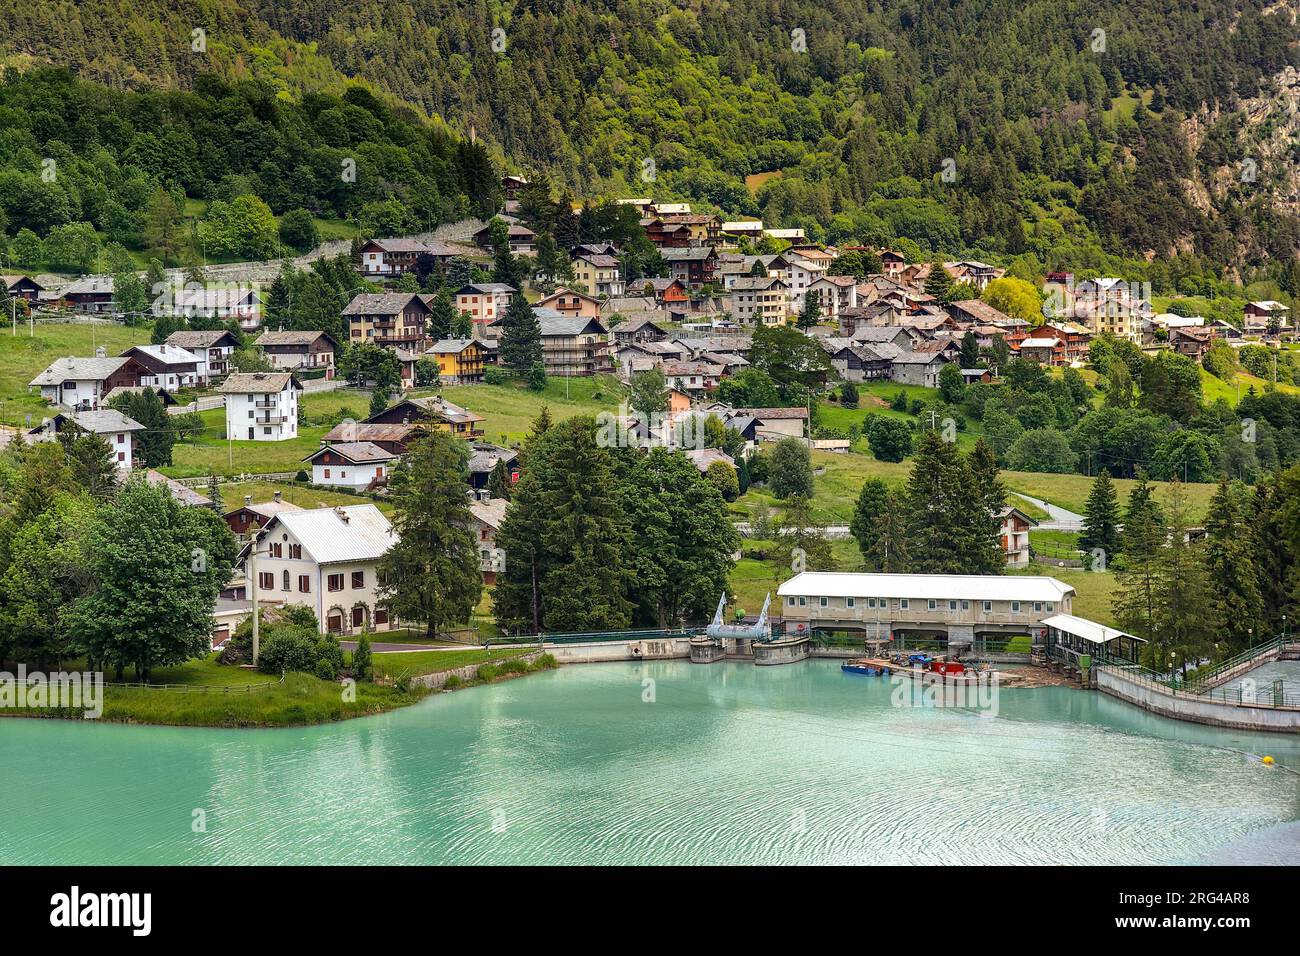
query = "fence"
(1182, 638, 1285, 692)
(1095, 656, 1300, 709)
(104, 671, 286, 694)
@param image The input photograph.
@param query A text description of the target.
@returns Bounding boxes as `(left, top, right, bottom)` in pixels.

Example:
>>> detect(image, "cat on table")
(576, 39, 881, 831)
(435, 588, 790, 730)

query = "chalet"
(845, 325, 923, 351)
(239, 504, 398, 635)
(342, 292, 431, 352)
(662, 360, 724, 396)
(612, 315, 672, 345)
(453, 283, 515, 330)
(658, 213, 722, 245)
(729, 276, 790, 326)
(822, 339, 893, 382)
(571, 252, 625, 298)
(61, 276, 115, 313)
(534, 313, 613, 376)
(467, 442, 520, 492)
(30, 355, 142, 410)
(1038, 322, 1092, 364)
(218, 372, 302, 442)
(641, 218, 693, 249)
(473, 222, 536, 255)
(365, 395, 485, 439)
(426, 338, 486, 384)
(572, 242, 620, 258)
(998, 506, 1036, 568)
(253, 330, 338, 377)
(159, 287, 263, 329)
(1243, 301, 1291, 333)
(501, 174, 528, 201)
(1169, 326, 1218, 359)
(683, 447, 736, 476)
(878, 250, 908, 277)
(468, 497, 509, 584)
(28, 409, 143, 471)
(946, 299, 1013, 327)
(673, 334, 754, 362)
(164, 330, 240, 379)
(303, 442, 397, 490)
(721, 221, 764, 242)
(961, 368, 993, 385)
(536, 287, 602, 319)
(890, 350, 949, 388)
(320, 421, 416, 455)
(120, 343, 203, 389)
(652, 202, 692, 216)
(763, 227, 806, 243)
(805, 275, 858, 318)
(661, 246, 719, 289)
(357, 238, 459, 277)
(641, 277, 689, 305)
(1017, 336, 1065, 366)
(945, 260, 1003, 291)
(224, 493, 304, 538)
(723, 406, 809, 441)
(614, 340, 688, 376)
(1071, 277, 1147, 343)
(2, 275, 43, 302)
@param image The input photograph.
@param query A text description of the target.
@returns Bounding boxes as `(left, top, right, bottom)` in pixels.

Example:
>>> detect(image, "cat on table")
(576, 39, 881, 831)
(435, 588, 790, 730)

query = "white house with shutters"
(239, 504, 398, 635)
(302, 442, 398, 489)
(218, 372, 302, 442)
(28, 408, 143, 472)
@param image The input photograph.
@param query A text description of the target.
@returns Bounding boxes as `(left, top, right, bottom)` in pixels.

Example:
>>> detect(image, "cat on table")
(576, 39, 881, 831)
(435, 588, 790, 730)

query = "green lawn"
(372, 646, 533, 679)
(0, 321, 153, 425)
(1012, 566, 1119, 627)
(216, 479, 393, 514)
(440, 374, 626, 446)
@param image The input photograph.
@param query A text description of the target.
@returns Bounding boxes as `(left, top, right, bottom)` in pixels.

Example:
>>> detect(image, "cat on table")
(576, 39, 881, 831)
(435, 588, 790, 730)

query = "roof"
(661, 246, 717, 261)
(454, 283, 516, 296)
(467, 442, 518, 474)
(468, 497, 509, 530)
(948, 300, 1011, 324)
(341, 292, 425, 316)
(321, 422, 415, 444)
(30, 356, 132, 386)
(254, 330, 337, 348)
(122, 344, 199, 368)
(730, 407, 809, 420)
(258, 504, 396, 565)
(303, 442, 396, 465)
(229, 499, 304, 519)
(142, 470, 212, 508)
(32, 408, 143, 435)
(1019, 337, 1062, 349)
(1041, 613, 1143, 645)
(537, 314, 607, 337)
(218, 372, 301, 394)
(164, 330, 238, 349)
(779, 572, 1075, 603)
(427, 338, 481, 354)
(62, 276, 114, 297)
(683, 447, 736, 473)
(574, 253, 620, 269)
(730, 276, 786, 291)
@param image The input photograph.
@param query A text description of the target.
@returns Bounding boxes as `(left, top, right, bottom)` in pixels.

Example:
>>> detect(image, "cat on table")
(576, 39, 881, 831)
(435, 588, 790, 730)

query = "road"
(1010, 493, 1085, 531)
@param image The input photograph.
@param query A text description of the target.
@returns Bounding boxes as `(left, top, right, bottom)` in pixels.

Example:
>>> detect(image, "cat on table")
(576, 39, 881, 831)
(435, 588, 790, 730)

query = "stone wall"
(1097, 666, 1300, 732)
(411, 650, 544, 690)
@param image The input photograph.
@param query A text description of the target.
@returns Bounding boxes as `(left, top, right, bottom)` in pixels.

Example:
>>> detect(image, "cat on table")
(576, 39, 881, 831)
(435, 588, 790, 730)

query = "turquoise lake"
(3, 659, 1297, 865)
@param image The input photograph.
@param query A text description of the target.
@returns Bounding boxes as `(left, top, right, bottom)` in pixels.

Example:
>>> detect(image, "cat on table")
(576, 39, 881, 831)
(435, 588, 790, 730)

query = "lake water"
(3, 660, 1297, 865)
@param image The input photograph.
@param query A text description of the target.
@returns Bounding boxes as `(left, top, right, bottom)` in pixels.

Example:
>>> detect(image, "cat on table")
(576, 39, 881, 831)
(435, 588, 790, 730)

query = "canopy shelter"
(1041, 614, 1144, 664)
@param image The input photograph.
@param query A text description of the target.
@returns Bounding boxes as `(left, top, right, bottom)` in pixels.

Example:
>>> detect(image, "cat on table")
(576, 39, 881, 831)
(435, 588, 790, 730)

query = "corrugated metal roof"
(1041, 613, 1142, 644)
(267, 504, 396, 565)
(778, 572, 1074, 603)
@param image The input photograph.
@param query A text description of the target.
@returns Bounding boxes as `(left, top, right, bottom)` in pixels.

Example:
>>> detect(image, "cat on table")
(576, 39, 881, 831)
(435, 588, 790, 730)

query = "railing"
(105, 671, 286, 694)
(1094, 654, 1300, 709)
(1182, 638, 1284, 692)
(492, 626, 694, 646)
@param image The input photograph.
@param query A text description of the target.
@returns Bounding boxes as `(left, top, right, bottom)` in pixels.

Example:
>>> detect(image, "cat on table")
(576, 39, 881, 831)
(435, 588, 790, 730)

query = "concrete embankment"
(1096, 666, 1300, 732)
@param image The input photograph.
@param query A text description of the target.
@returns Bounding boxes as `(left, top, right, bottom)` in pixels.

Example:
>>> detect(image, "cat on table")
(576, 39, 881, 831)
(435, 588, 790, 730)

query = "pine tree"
(923, 261, 952, 298)
(1250, 477, 1293, 638)
(1204, 479, 1261, 653)
(796, 294, 820, 329)
(60, 431, 118, 500)
(1080, 470, 1121, 562)
(1150, 482, 1220, 676)
(369, 388, 389, 419)
(498, 293, 543, 375)
(736, 454, 750, 494)
(376, 432, 482, 641)
(205, 471, 223, 514)
(1112, 474, 1167, 649)
(351, 632, 373, 681)
(965, 439, 1007, 574)
(427, 290, 457, 341)
(850, 478, 891, 568)
(901, 430, 967, 573)
(487, 458, 512, 500)
(959, 330, 981, 368)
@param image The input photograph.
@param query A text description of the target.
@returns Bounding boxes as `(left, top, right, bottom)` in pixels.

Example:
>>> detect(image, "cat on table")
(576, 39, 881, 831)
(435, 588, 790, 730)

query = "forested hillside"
(1, 0, 1297, 276)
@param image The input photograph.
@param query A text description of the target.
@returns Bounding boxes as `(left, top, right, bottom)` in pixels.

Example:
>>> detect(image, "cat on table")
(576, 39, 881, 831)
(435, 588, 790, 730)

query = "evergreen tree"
(630, 368, 668, 420)
(487, 458, 512, 500)
(369, 388, 390, 419)
(1079, 470, 1121, 562)
(351, 632, 373, 681)
(59, 430, 118, 500)
(206, 471, 223, 514)
(965, 439, 1007, 575)
(736, 454, 750, 494)
(850, 477, 891, 567)
(1204, 479, 1261, 653)
(923, 261, 952, 298)
(901, 430, 967, 573)
(427, 291, 456, 341)
(498, 293, 543, 375)
(1254, 475, 1295, 638)
(774, 495, 835, 574)
(796, 294, 820, 329)
(768, 437, 813, 499)
(376, 432, 482, 641)
(1112, 474, 1168, 649)
(1149, 482, 1219, 676)
(959, 330, 981, 368)
(111, 389, 174, 467)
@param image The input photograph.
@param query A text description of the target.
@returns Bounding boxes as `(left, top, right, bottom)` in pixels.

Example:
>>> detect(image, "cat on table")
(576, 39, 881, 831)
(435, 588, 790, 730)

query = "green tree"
(923, 261, 952, 299)
(1112, 475, 1168, 647)
(1149, 482, 1219, 676)
(351, 632, 373, 681)
(630, 367, 669, 420)
(865, 415, 913, 462)
(1203, 479, 1261, 654)
(768, 437, 813, 499)
(487, 458, 513, 500)
(278, 208, 320, 252)
(377, 432, 482, 641)
(499, 293, 543, 375)
(68, 479, 235, 680)
(1079, 470, 1121, 561)
(796, 294, 821, 329)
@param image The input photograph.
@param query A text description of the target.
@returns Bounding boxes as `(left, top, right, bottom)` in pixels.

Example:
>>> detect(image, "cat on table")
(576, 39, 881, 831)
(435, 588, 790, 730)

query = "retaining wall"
(1097, 666, 1300, 732)
(411, 650, 544, 690)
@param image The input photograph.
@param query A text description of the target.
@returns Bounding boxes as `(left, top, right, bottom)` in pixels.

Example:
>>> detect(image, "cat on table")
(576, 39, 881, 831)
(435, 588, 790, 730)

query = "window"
(819, 596, 828, 608)
(949, 600, 957, 611)
(1011, 601, 1021, 613)
(798, 596, 806, 606)
(263, 427, 271, 435)
(323, 469, 330, 478)
(983, 601, 991, 612)
(900, 599, 909, 610)
(352, 571, 365, 589)
(282, 570, 290, 591)
(928, 599, 936, 610)
(961, 600, 970, 610)
(1034, 602, 1042, 612)
(270, 543, 282, 558)
(258, 572, 274, 590)
(328, 573, 343, 592)
(374, 608, 388, 626)
(289, 544, 302, 559)
(298, 575, 310, 593)
(1047, 602, 1055, 612)
(846, 597, 855, 609)
(788, 597, 795, 607)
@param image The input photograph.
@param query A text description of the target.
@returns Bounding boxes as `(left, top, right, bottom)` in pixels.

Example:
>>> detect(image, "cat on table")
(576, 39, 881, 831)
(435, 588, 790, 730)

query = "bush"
(257, 630, 343, 676)
(483, 367, 509, 385)
(443, 674, 464, 690)
(865, 415, 913, 462)
(315, 658, 338, 681)
(890, 391, 908, 411)
(295, 470, 309, 482)
(768, 437, 813, 499)
(352, 633, 373, 681)
(840, 382, 859, 408)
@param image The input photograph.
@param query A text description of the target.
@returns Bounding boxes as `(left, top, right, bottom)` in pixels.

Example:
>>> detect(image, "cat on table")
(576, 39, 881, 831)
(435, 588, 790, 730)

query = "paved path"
(1009, 493, 1084, 531)
(338, 640, 497, 654)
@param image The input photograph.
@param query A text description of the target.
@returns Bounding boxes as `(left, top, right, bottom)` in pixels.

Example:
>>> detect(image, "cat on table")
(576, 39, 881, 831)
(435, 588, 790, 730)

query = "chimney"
(273, 490, 282, 502)
(244, 495, 252, 507)
(94, 346, 106, 358)
(335, 507, 349, 523)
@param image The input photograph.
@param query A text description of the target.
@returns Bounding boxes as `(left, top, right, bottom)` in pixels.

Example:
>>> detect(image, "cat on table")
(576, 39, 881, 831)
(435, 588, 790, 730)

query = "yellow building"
(426, 339, 485, 384)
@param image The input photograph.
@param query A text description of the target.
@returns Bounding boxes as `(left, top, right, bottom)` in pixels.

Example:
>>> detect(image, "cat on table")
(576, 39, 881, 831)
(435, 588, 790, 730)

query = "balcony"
(256, 412, 288, 424)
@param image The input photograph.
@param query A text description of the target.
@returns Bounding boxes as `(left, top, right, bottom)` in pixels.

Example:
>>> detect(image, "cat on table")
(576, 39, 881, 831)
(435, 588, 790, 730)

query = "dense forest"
(0, 0, 1297, 276)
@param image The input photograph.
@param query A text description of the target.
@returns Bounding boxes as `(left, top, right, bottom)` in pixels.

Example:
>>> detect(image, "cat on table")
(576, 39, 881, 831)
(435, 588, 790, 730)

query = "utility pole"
(249, 545, 261, 665)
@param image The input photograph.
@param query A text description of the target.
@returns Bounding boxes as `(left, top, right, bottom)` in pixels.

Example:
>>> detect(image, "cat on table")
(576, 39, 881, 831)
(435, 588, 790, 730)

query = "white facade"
(243, 504, 397, 635)
(311, 462, 386, 488)
(219, 373, 302, 442)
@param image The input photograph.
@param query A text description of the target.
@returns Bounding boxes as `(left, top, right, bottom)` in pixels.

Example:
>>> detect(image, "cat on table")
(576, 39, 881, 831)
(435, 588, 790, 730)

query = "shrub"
(315, 658, 338, 681)
(443, 674, 464, 690)
(890, 391, 908, 411)
(352, 633, 373, 681)
(840, 382, 859, 408)
(483, 367, 509, 385)
(257, 630, 343, 676)
(294, 470, 309, 482)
